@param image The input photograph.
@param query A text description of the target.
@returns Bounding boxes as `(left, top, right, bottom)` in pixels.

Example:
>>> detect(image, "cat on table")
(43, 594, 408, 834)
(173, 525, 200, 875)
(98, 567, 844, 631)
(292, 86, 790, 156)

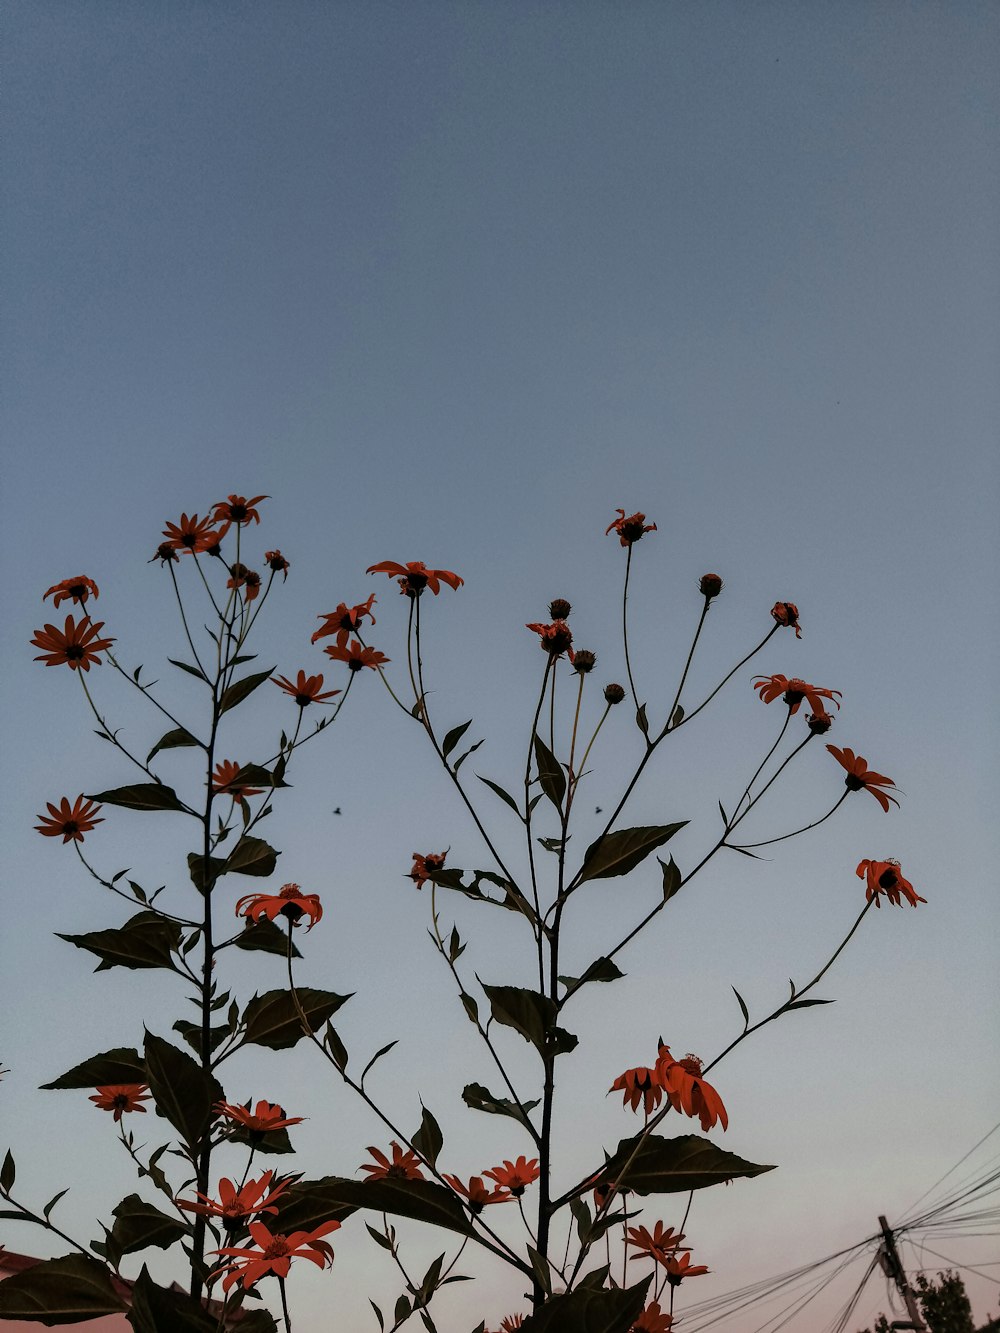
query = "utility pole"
(877, 1214, 926, 1331)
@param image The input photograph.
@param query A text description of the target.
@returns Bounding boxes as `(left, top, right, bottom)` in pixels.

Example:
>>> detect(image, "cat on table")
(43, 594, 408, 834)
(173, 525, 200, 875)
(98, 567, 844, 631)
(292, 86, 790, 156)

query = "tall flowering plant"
(1, 499, 923, 1333)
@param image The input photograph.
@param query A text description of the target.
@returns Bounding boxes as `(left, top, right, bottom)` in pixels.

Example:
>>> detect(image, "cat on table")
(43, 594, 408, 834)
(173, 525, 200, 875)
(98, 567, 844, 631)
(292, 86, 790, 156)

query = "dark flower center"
(621, 520, 646, 541)
(386, 1164, 410, 1178)
(63, 821, 79, 834)
(231, 505, 247, 520)
(294, 692, 312, 706)
(66, 645, 84, 660)
(845, 774, 865, 792)
(262, 1237, 291, 1259)
(878, 868, 898, 889)
(113, 1095, 130, 1111)
(70, 583, 87, 598)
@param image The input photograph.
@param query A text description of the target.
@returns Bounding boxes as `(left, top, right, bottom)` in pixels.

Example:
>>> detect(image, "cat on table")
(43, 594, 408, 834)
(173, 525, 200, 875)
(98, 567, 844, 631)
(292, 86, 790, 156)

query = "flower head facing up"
(699, 573, 724, 599)
(442, 1174, 512, 1212)
(212, 494, 269, 528)
(324, 640, 390, 672)
(367, 560, 464, 597)
(312, 595, 377, 647)
(408, 851, 447, 890)
(162, 513, 219, 554)
(236, 884, 323, 931)
(827, 746, 900, 813)
(857, 859, 925, 909)
(482, 1157, 540, 1198)
(770, 601, 802, 637)
(272, 671, 340, 707)
(177, 1171, 294, 1226)
(752, 674, 842, 717)
(90, 1085, 151, 1121)
(264, 550, 290, 579)
(210, 1218, 339, 1293)
(360, 1141, 425, 1182)
(36, 795, 104, 844)
(663, 1250, 710, 1287)
(610, 1065, 664, 1116)
(525, 620, 573, 657)
(216, 1100, 305, 1135)
(606, 509, 657, 546)
(656, 1047, 728, 1132)
(43, 576, 100, 608)
(625, 1221, 690, 1266)
(32, 616, 114, 671)
(631, 1302, 673, 1332)
(211, 760, 264, 801)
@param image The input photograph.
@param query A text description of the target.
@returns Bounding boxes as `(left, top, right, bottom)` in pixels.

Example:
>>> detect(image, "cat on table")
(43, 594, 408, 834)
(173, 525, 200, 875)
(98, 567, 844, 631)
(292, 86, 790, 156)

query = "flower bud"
(699, 573, 723, 598)
(548, 598, 572, 620)
(604, 683, 626, 704)
(571, 649, 596, 674)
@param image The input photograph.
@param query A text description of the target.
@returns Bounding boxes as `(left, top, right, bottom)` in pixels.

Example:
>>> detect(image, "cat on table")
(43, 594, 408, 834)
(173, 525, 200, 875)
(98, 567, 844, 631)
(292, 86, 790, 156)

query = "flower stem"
(664, 598, 711, 732)
(278, 1275, 292, 1333)
(730, 790, 849, 850)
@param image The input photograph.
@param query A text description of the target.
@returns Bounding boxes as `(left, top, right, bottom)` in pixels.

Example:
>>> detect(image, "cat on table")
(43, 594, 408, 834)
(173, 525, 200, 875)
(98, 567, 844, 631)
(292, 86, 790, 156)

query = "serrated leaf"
(146, 727, 200, 764)
(86, 783, 187, 813)
(233, 917, 302, 958)
(219, 668, 276, 715)
(599, 1132, 776, 1196)
(476, 774, 522, 817)
(533, 735, 566, 810)
(558, 957, 625, 991)
(241, 988, 352, 1051)
(481, 984, 577, 1057)
(519, 1276, 651, 1332)
(168, 657, 209, 683)
(659, 855, 682, 902)
(462, 1082, 540, 1132)
(733, 986, 750, 1027)
(412, 1106, 443, 1169)
(0, 1253, 128, 1321)
(143, 1032, 222, 1151)
(579, 823, 687, 882)
(110, 1194, 189, 1256)
(58, 912, 182, 973)
(41, 1047, 146, 1091)
(442, 719, 472, 759)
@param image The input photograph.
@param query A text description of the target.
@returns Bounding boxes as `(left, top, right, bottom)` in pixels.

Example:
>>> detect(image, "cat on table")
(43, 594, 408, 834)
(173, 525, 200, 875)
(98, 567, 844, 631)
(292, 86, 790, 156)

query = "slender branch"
(730, 790, 849, 850)
(664, 597, 711, 732)
(661, 624, 779, 737)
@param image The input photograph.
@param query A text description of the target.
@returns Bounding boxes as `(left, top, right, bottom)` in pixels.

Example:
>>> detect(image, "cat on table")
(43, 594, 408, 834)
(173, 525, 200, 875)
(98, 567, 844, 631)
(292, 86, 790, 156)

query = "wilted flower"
(571, 649, 597, 674)
(312, 595, 377, 647)
(367, 560, 463, 596)
(43, 576, 99, 608)
(856, 859, 925, 909)
(656, 1047, 728, 1132)
(264, 550, 290, 579)
(770, 601, 801, 637)
(548, 599, 572, 619)
(604, 683, 626, 705)
(752, 674, 841, 717)
(699, 574, 723, 599)
(35, 795, 104, 843)
(525, 620, 573, 656)
(606, 509, 657, 546)
(807, 709, 834, 735)
(235, 884, 323, 931)
(408, 851, 447, 890)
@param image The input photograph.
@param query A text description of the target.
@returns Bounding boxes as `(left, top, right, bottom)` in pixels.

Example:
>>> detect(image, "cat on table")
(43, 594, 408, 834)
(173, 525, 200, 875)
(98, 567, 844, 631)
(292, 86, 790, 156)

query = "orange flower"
(408, 851, 447, 890)
(35, 795, 104, 843)
(32, 615, 114, 671)
(807, 708, 834, 735)
(663, 1250, 710, 1286)
(215, 1100, 305, 1134)
(442, 1174, 512, 1211)
(162, 512, 219, 554)
(500, 1318, 525, 1331)
(236, 884, 323, 931)
(43, 575, 99, 608)
(606, 509, 657, 546)
(312, 595, 377, 647)
(212, 494, 269, 528)
(856, 859, 925, 909)
(752, 674, 841, 716)
(360, 1142, 425, 1181)
(770, 601, 802, 637)
(210, 1218, 339, 1293)
(827, 746, 900, 813)
(177, 1170, 294, 1223)
(323, 640, 390, 672)
(367, 560, 464, 597)
(631, 1303, 673, 1332)
(525, 620, 573, 657)
(272, 671, 341, 707)
(89, 1085, 150, 1121)
(211, 760, 264, 800)
(656, 1047, 728, 1132)
(482, 1157, 539, 1197)
(591, 1177, 628, 1211)
(610, 1065, 664, 1116)
(625, 1221, 689, 1265)
(264, 550, 290, 579)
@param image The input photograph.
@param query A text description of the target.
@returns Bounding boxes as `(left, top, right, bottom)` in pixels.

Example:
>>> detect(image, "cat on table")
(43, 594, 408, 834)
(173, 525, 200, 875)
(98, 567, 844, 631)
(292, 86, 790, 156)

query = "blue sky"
(2, 4, 998, 1329)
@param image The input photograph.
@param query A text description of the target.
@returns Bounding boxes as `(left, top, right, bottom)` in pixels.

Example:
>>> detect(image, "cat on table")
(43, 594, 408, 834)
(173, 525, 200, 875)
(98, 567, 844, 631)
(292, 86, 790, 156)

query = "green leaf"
(578, 823, 687, 882)
(533, 735, 566, 810)
(58, 912, 182, 973)
(127, 1265, 219, 1333)
(146, 727, 200, 764)
(412, 1106, 443, 1169)
(733, 987, 750, 1027)
(476, 774, 522, 817)
(225, 835, 279, 877)
(168, 658, 209, 683)
(232, 918, 301, 959)
(1, 1149, 14, 1192)
(0, 1253, 128, 1321)
(241, 988, 352, 1051)
(219, 668, 276, 715)
(558, 957, 624, 991)
(143, 1032, 222, 1151)
(569, 1195, 592, 1245)
(481, 983, 578, 1057)
(462, 1082, 540, 1132)
(519, 1276, 651, 1332)
(277, 1176, 471, 1237)
(110, 1194, 188, 1256)
(659, 855, 682, 902)
(41, 1047, 145, 1091)
(442, 720, 472, 759)
(599, 1132, 776, 1196)
(86, 784, 186, 813)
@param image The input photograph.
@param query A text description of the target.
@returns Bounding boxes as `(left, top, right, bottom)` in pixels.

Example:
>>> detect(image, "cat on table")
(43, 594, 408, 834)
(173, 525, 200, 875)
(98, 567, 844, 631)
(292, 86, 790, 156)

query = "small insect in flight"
(332, 807, 342, 816)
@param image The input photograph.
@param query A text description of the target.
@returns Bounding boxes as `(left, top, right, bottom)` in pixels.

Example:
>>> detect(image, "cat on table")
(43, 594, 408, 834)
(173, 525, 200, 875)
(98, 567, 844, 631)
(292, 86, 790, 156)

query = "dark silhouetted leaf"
(558, 958, 624, 991)
(442, 720, 472, 758)
(733, 987, 750, 1027)
(533, 735, 565, 810)
(635, 704, 649, 736)
(599, 1132, 776, 1196)
(41, 1047, 145, 1091)
(527, 1245, 552, 1296)
(241, 988, 351, 1051)
(0, 1150, 14, 1192)
(172, 1020, 230, 1057)
(786, 998, 834, 1010)
(579, 823, 687, 882)
(225, 836, 279, 877)
(452, 739, 484, 772)
(143, 1033, 222, 1151)
(0, 1253, 128, 1321)
(278, 1176, 471, 1237)
(168, 658, 209, 683)
(670, 704, 684, 728)
(58, 913, 182, 973)
(476, 775, 522, 817)
(86, 784, 186, 813)
(481, 984, 578, 1057)
(462, 1082, 539, 1132)
(659, 855, 682, 902)
(110, 1195, 188, 1256)
(519, 1275, 651, 1332)
(219, 669, 276, 715)
(186, 852, 225, 894)
(412, 1106, 443, 1169)
(323, 1024, 348, 1070)
(233, 918, 301, 958)
(146, 728, 200, 764)
(361, 1040, 398, 1085)
(127, 1265, 220, 1333)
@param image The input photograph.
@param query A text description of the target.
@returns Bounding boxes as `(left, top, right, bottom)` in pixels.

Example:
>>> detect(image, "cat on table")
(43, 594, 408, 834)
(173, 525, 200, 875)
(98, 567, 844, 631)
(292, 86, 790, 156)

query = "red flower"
(442, 1174, 512, 1211)
(827, 746, 900, 813)
(35, 795, 104, 843)
(408, 851, 447, 890)
(215, 1100, 305, 1134)
(227, 564, 261, 601)
(162, 513, 219, 554)
(631, 1303, 673, 1332)
(482, 1157, 540, 1198)
(770, 601, 802, 637)
(606, 509, 657, 546)
(236, 883, 323, 931)
(272, 671, 341, 706)
(360, 1141, 425, 1182)
(856, 859, 925, 909)
(367, 560, 464, 597)
(610, 1065, 664, 1116)
(500, 1318, 525, 1332)
(32, 615, 114, 671)
(264, 550, 290, 579)
(211, 761, 264, 800)
(663, 1250, 710, 1286)
(625, 1221, 689, 1265)
(312, 595, 377, 647)
(89, 1085, 150, 1121)
(212, 494, 269, 528)
(656, 1047, 728, 1132)
(43, 576, 99, 608)
(177, 1170, 294, 1223)
(807, 709, 834, 735)
(210, 1218, 339, 1293)
(525, 620, 573, 657)
(324, 640, 390, 671)
(752, 674, 842, 716)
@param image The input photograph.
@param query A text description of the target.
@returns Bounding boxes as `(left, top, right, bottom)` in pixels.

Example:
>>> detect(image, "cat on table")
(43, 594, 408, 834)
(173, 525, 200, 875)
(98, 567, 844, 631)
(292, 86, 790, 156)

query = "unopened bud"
(548, 598, 572, 620)
(604, 683, 626, 705)
(571, 650, 596, 674)
(699, 573, 723, 598)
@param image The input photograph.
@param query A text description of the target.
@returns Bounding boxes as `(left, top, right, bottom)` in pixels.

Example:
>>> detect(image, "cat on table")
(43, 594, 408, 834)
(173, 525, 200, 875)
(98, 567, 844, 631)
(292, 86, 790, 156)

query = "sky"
(2, 2, 998, 1330)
